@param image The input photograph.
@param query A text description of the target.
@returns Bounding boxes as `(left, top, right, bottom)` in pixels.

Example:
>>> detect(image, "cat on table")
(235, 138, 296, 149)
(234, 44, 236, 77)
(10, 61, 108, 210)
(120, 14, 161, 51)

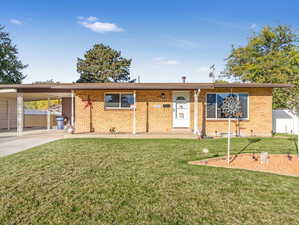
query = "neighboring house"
(273, 109, 299, 135)
(0, 82, 292, 136)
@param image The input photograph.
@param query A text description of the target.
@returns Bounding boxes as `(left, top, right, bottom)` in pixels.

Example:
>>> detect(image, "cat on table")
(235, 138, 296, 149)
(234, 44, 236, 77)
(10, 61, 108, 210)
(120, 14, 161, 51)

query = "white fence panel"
(273, 109, 298, 134)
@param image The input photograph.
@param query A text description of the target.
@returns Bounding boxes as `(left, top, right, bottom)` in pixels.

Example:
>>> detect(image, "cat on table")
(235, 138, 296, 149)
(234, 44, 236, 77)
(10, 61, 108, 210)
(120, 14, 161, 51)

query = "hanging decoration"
(83, 96, 93, 110)
(82, 95, 94, 132)
(220, 95, 242, 166)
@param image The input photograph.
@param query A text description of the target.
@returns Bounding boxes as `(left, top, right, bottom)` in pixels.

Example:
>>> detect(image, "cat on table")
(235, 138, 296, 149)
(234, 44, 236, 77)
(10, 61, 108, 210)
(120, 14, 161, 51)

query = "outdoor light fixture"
(160, 93, 166, 99)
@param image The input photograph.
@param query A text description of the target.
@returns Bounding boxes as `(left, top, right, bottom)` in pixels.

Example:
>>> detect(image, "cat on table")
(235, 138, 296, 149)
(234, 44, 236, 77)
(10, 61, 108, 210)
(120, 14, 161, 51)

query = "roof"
(213, 83, 293, 88)
(0, 82, 293, 91)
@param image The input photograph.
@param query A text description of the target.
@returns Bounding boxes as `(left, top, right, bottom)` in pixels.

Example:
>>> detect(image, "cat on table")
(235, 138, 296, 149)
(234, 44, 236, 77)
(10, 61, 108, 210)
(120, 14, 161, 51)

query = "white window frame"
(104, 92, 135, 109)
(206, 92, 249, 120)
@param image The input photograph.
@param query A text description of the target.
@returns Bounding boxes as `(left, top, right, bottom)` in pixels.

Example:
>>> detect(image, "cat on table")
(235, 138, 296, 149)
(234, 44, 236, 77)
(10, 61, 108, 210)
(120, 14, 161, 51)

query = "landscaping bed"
(189, 153, 299, 177)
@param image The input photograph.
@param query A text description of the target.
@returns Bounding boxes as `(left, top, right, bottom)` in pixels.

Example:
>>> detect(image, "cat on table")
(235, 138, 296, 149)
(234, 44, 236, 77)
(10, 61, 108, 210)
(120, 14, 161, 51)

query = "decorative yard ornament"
(220, 94, 242, 166)
(202, 148, 209, 154)
(82, 95, 94, 132)
(83, 96, 93, 110)
(221, 95, 241, 117)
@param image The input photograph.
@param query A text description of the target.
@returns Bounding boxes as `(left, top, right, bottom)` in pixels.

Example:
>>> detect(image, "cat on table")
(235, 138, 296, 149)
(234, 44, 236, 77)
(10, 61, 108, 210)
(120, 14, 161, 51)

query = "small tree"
(76, 44, 134, 83)
(0, 25, 27, 84)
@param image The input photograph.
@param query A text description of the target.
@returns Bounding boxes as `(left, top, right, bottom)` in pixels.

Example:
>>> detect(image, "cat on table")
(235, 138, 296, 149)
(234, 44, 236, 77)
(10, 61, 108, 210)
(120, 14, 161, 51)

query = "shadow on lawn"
(230, 138, 261, 163)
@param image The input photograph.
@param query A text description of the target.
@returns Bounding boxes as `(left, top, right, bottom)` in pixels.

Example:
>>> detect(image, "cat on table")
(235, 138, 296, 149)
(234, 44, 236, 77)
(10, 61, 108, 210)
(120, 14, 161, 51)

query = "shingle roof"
(53, 83, 215, 90)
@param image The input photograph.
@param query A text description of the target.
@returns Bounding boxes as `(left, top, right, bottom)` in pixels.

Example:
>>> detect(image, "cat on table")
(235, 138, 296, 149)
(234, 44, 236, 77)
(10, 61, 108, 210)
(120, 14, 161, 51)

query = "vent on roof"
(181, 76, 186, 83)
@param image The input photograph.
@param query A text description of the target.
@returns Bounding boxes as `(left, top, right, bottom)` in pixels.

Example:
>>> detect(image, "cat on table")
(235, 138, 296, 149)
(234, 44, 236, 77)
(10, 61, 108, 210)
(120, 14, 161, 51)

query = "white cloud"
(86, 16, 98, 21)
(77, 16, 123, 33)
(9, 19, 22, 25)
(154, 57, 181, 65)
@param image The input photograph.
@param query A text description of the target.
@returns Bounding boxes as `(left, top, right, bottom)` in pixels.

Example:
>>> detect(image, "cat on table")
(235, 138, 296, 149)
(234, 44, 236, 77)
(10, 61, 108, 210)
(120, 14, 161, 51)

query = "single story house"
(0, 82, 292, 137)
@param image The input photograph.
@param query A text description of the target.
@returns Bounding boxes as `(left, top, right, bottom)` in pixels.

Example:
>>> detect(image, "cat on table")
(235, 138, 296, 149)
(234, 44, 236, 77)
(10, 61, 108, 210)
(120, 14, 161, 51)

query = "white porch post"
(47, 97, 51, 130)
(193, 89, 200, 134)
(71, 90, 74, 127)
(133, 90, 136, 134)
(17, 93, 23, 136)
(7, 100, 10, 130)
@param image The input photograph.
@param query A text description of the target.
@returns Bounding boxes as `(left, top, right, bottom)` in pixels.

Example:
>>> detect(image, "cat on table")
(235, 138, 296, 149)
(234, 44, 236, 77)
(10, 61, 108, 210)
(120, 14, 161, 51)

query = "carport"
(0, 84, 73, 136)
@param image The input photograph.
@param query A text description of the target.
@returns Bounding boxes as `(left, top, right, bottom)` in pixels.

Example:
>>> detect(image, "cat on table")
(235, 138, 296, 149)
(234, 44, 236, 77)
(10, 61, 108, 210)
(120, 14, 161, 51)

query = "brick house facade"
(72, 83, 279, 137)
(0, 83, 292, 137)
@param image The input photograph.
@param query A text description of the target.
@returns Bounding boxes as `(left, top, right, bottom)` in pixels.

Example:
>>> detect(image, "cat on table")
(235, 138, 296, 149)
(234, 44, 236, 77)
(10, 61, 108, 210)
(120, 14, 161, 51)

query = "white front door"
(172, 92, 190, 128)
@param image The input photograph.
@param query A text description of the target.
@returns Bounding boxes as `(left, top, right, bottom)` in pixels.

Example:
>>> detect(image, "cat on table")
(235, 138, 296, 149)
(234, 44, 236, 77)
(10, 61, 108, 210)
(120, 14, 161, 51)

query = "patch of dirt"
(189, 154, 299, 177)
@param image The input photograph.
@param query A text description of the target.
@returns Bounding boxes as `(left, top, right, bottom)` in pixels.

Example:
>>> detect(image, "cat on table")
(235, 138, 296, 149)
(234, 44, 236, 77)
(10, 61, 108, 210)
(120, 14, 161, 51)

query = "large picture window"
(105, 93, 134, 109)
(206, 93, 248, 119)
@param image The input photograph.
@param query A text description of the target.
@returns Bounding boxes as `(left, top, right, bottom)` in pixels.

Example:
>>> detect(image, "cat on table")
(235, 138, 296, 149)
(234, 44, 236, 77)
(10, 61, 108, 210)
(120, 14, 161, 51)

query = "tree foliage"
(76, 44, 134, 83)
(25, 99, 60, 110)
(0, 25, 27, 84)
(32, 79, 60, 84)
(222, 25, 299, 109)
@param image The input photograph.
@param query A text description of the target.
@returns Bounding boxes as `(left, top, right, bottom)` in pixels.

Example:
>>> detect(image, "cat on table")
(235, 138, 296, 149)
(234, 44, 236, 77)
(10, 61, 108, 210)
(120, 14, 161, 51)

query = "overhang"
(0, 82, 294, 93)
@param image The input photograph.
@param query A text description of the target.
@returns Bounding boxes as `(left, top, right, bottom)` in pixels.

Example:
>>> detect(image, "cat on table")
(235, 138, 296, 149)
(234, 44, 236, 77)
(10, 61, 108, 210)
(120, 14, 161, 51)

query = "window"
(206, 93, 249, 119)
(105, 93, 134, 109)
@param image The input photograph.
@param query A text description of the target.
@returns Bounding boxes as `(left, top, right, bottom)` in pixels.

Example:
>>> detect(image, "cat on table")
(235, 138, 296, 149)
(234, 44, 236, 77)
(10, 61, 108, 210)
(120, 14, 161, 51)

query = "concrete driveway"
(0, 130, 65, 157)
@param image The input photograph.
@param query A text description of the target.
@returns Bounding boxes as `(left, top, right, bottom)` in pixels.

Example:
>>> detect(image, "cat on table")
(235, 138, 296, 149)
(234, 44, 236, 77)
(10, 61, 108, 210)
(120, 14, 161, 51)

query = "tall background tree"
(222, 25, 299, 109)
(77, 44, 134, 83)
(0, 25, 27, 84)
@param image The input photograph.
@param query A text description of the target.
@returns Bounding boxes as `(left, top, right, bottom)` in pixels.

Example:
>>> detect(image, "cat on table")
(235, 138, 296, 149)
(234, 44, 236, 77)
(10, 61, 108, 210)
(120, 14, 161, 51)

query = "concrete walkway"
(0, 130, 65, 157)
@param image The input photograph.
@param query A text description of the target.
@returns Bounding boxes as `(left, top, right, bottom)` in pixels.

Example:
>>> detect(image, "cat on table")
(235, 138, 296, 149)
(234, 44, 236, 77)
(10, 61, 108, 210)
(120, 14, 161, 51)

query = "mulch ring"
(189, 153, 299, 177)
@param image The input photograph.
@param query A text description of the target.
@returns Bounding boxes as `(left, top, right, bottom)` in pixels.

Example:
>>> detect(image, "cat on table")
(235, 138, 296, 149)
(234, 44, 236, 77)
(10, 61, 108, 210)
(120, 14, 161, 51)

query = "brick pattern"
(74, 88, 273, 136)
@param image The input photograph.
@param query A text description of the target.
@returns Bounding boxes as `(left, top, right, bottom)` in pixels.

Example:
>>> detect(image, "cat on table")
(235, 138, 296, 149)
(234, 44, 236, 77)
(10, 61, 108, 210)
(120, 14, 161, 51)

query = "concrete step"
(171, 128, 193, 133)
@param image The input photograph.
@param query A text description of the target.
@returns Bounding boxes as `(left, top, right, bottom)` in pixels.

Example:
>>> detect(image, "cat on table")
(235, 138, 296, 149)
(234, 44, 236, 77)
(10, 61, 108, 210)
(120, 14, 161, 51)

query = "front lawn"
(0, 138, 299, 225)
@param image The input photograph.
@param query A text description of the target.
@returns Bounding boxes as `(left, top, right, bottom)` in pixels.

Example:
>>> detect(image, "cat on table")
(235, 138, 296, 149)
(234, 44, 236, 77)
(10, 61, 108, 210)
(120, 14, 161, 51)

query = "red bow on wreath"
(83, 96, 93, 110)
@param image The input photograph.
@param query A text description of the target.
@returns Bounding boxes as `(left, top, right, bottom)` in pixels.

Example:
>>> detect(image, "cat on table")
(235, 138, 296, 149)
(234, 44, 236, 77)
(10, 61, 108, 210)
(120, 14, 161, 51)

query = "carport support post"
(133, 90, 136, 135)
(47, 97, 51, 130)
(193, 89, 200, 134)
(71, 90, 74, 127)
(16, 93, 23, 136)
(7, 100, 10, 130)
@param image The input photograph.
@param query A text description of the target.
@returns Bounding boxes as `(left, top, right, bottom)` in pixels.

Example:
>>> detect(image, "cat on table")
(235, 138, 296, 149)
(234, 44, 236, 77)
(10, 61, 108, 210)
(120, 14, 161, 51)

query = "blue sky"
(1, 0, 299, 83)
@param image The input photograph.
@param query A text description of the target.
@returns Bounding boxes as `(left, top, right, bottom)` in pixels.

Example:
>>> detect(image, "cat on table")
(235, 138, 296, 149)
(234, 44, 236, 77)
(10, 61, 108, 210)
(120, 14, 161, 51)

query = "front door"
(172, 92, 190, 128)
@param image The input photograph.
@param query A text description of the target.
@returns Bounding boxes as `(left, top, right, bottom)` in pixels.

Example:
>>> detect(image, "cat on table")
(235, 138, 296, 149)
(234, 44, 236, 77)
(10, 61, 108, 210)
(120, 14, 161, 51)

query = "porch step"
(171, 128, 193, 133)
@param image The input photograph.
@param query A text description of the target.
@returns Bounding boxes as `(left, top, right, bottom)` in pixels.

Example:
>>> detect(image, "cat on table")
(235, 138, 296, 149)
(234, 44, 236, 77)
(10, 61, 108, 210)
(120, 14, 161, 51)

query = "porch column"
(47, 97, 51, 130)
(16, 93, 23, 136)
(133, 90, 136, 134)
(7, 100, 10, 130)
(193, 89, 200, 134)
(71, 90, 74, 127)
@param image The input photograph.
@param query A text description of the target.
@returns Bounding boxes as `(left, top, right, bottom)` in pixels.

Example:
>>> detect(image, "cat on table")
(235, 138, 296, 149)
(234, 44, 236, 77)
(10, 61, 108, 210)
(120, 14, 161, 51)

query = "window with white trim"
(104, 93, 134, 109)
(206, 93, 248, 119)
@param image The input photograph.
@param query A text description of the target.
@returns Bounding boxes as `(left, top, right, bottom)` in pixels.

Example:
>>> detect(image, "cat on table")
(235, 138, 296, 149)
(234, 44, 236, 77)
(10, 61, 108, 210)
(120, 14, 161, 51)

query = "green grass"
(0, 137, 299, 225)
(273, 132, 297, 138)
